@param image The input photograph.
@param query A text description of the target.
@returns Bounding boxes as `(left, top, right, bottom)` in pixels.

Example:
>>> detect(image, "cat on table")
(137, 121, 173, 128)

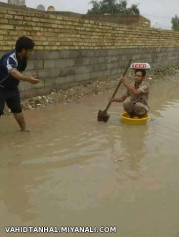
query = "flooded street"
(0, 77, 179, 237)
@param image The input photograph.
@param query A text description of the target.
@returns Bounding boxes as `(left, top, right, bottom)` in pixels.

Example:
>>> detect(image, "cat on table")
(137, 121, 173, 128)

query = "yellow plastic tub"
(121, 112, 149, 125)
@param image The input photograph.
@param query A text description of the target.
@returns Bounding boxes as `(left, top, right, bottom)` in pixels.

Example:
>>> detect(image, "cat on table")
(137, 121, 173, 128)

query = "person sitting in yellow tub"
(110, 69, 149, 118)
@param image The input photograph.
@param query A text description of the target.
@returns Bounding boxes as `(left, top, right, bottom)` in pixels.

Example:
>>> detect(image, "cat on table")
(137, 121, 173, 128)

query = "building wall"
(8, 0, 26, 6)
(0, 7, 179, 97)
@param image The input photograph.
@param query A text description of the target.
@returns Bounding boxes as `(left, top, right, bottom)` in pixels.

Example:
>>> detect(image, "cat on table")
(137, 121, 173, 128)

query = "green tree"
(171, 15, 179, 31)
(87, 0, 140, 15)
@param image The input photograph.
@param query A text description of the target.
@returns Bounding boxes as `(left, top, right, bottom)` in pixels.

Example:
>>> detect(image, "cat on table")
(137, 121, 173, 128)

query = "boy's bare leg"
(13, 112, 28, 132)
(134, 102, 149, 118)
(123, 101, 135, 118)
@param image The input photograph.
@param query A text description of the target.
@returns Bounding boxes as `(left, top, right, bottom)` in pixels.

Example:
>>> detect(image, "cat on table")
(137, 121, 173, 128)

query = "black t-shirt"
(0, 50, 27, 90)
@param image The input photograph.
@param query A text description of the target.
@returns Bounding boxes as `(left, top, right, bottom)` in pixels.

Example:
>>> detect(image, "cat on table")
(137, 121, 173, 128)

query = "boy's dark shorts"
(0, 87, 22, 115)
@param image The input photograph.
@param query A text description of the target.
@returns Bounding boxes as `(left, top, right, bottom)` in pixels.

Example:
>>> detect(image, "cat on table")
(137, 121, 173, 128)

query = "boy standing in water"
(0, 36, 40, 131)
(110, 69, 149, 118)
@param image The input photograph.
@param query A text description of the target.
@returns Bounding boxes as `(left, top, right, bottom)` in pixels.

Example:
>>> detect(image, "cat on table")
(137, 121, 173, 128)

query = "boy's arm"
(110, 95, 127, 102)
(10, 69, 40, 84)
(120, 77, 142, 95)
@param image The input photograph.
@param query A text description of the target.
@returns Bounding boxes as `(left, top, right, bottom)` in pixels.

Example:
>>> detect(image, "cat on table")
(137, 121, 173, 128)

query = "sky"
(0, 0, 178, 29)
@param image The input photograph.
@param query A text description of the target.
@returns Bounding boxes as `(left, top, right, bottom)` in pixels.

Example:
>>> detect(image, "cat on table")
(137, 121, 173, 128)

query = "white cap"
(130, 63, 151, 70)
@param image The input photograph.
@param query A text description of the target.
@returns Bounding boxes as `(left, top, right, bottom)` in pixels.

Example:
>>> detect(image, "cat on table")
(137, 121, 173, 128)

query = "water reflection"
(119, 124, 148, 172)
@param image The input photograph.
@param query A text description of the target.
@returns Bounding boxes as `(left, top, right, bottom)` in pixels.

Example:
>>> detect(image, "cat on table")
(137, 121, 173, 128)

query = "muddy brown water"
(0, 77, 179, 237)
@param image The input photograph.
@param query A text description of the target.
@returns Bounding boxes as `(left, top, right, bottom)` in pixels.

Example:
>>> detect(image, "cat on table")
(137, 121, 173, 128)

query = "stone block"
(24, 70, 38, 77)
(34, 60, 44, 70)
(37, 50, 59, 60)
(60, 67, 76, 77)
(0, 51, 5, 58)
(108, 49, 120, 56)
(56, 75, 75, 85)
(25, 60, 43, 70)
(80, 50, 94, 57)
(110, 68, 122, 75)
(107, 62, 121, 70)
(107, 55, 121, 63)
(74, 58, 91, 66)
(97, 57, 107, 63)
(38, 68, 61, 79)
(55, 59, 76, 68)
(75, 65, 93, 74)
(93, 49, 108, 57)
(93, 63, 108, 71)
(26, 60, 34, 70)
(58, 50, 70, 58)
(44, 60, 56, 69)
(69, 50, 81, 58)
(73, 73, 91, 82)
(44, 77, 57, 87)
(90, 70, 110, 79)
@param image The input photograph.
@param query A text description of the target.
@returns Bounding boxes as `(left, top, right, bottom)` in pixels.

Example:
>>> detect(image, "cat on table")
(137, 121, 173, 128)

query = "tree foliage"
(87, 0, 140, 15)
(171, 15, 179, 31)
